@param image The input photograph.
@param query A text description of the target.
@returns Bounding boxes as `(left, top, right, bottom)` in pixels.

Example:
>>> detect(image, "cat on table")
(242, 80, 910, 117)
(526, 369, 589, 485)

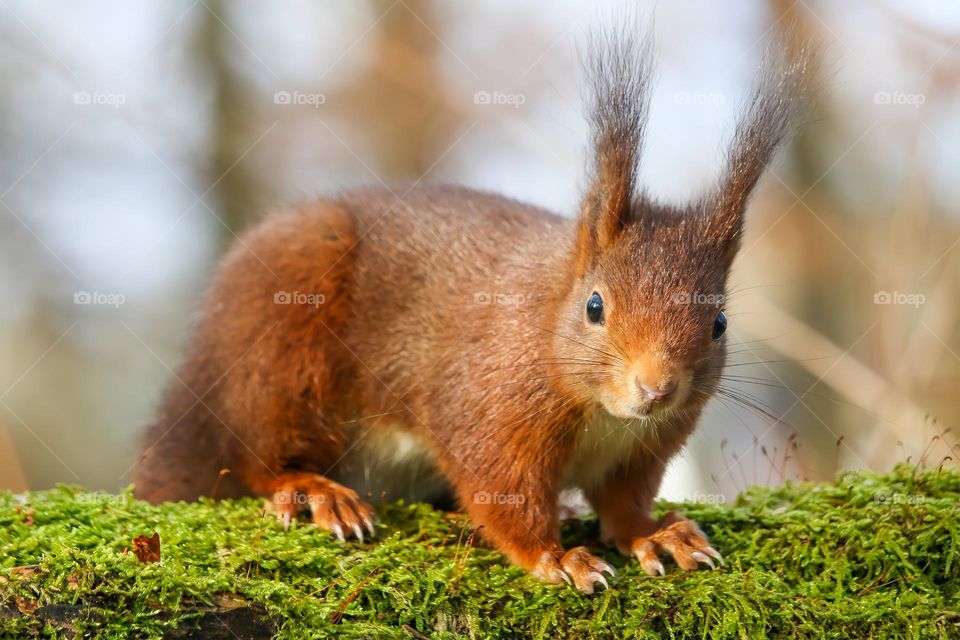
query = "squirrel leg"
(456, 474, 614, 593)
(586, 457, 721, 575)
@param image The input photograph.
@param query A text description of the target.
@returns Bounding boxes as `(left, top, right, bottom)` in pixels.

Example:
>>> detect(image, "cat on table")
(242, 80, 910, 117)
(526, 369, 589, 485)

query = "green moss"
(1, 466, 958, 639)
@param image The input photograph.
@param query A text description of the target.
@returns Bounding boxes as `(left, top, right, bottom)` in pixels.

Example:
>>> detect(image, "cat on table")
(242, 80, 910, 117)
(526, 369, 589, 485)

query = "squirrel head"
(552, 25, 813, 421)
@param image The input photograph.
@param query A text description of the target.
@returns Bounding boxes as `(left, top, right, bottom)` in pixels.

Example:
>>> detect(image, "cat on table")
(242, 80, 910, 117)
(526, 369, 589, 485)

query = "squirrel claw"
(580, 572, 608, 593)
(691, 551, 715, 569)
(704, 546, 724, 566)
(639, 558, 665, 576)
(596, 561, 617, 577)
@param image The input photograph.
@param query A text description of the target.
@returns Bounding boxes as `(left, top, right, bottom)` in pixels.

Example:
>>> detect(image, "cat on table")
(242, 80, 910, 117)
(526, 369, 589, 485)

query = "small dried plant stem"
(741, 295, 932, 465)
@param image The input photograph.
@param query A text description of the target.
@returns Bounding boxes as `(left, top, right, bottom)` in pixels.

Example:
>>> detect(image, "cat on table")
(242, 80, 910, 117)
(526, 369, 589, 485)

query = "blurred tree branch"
(0, 420, 28, 492)
(198, 0, 270, 246)
(333, 0, 456, 180)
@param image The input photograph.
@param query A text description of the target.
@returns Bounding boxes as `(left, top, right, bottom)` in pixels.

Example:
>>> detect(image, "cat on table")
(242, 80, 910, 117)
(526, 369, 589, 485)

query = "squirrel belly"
(330, 420, 450, 505)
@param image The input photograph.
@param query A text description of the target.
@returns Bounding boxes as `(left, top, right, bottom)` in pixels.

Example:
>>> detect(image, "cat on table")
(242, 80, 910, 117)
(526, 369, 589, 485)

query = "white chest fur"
(561, 412, 654, 490)
(332, 422, 446, 503)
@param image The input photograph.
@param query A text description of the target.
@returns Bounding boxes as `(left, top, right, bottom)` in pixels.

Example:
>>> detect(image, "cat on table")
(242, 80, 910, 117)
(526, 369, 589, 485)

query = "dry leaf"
(15, 597, 37, 616)
(15, 506, 35, 526)
(131, 532, 161, 563)
(0, 565, 39, 584)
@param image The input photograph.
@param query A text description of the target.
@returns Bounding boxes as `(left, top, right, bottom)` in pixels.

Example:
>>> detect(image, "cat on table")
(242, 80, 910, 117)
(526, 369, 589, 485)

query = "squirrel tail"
(132, 370, 245, 503)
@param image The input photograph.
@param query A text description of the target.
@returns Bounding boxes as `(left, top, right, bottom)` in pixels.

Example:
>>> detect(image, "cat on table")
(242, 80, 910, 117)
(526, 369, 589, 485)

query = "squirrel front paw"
(269, 471, 375, 542)
(629, 512, 723, 576)
(532, 546, 616, 594)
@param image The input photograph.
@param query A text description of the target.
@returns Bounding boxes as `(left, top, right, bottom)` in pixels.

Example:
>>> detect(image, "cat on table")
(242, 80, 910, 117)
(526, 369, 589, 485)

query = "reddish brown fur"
(133, 27, 811, 592)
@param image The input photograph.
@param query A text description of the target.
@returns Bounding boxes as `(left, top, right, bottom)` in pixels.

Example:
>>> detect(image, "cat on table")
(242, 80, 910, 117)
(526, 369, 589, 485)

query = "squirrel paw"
(269, 471, 376, 542)
(630, 513, 722, 575)
(533, 546, 616, 594)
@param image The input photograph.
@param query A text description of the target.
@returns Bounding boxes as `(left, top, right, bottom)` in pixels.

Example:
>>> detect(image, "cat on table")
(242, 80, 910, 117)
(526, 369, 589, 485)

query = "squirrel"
(133, 25, 811, 593)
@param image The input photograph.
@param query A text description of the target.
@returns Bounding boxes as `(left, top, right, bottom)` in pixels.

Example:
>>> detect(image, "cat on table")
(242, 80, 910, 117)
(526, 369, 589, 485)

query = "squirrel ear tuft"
(711, 33, 817, 265)
(576, 19, 655, 274)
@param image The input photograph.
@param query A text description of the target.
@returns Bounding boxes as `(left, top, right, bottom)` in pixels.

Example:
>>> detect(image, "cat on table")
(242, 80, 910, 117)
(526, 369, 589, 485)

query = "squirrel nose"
(637, 378, 678, 403)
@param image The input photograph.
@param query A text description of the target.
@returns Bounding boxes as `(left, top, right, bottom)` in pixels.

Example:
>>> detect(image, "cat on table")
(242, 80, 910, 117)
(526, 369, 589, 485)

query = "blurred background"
(0, 0, 957, 502)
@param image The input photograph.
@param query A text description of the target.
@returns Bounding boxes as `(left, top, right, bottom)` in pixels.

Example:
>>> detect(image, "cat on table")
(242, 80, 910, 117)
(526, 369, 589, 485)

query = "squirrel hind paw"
(269, 472, 376, 542)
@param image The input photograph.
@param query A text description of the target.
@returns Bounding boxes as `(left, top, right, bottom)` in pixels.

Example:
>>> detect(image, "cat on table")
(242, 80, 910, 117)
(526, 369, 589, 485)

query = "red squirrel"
(133, 26, 811, 593)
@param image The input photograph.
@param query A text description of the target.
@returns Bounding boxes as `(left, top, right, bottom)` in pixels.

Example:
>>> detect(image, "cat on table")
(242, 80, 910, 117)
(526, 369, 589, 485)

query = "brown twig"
(329, 568, 383, 625)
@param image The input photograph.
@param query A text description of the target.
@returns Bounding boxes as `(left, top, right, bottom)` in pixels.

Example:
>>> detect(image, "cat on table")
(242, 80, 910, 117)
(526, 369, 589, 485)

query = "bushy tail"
(132, 373, 245, 503)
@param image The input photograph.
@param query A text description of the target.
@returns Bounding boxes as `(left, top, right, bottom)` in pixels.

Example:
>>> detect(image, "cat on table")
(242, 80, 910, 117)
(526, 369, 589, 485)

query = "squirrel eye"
(712, 310, 727, 340)
(586, 292, 604, 324)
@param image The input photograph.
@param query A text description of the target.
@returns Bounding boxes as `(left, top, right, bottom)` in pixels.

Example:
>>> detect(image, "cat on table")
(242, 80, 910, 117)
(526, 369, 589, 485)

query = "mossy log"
(1, 467, 958, 639)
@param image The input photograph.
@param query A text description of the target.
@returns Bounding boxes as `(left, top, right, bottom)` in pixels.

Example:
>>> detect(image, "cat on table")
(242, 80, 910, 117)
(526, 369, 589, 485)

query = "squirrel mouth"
(629, 398, 677, 419)
(600, 391, 682, 420)
(633, 404, 655, 417)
